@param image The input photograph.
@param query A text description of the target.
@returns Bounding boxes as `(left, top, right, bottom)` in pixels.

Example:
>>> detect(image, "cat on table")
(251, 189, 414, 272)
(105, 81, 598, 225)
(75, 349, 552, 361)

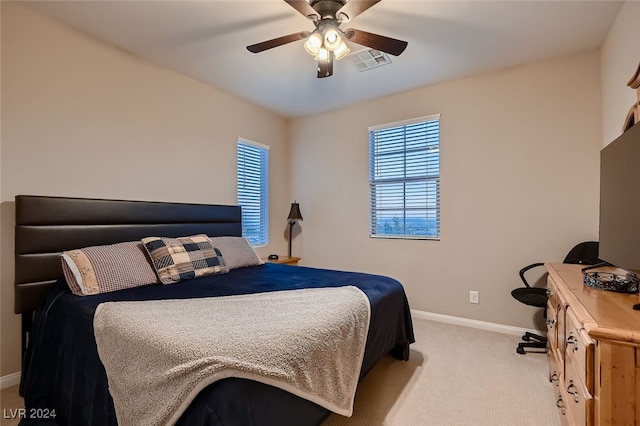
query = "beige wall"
(290, 52, 602, 330)
(1, 3, 290, 376)
(601, 0, 640, 146)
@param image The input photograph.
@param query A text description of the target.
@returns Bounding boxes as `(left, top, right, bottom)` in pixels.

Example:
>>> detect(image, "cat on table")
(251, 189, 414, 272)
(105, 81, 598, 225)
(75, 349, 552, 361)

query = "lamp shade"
(287, 202, 303, 221)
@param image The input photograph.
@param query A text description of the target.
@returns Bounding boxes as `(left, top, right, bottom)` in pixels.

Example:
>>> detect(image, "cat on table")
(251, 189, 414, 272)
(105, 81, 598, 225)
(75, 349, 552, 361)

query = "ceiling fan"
(246, 0, 408, 78)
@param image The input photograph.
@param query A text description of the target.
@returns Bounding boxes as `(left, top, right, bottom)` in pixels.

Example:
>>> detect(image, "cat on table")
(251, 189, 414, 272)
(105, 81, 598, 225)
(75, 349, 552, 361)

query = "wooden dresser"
(545, 263, 640, 425)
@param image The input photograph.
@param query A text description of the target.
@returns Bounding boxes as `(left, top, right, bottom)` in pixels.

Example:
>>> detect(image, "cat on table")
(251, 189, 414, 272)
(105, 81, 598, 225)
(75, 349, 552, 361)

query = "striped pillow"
(141, 234, 229, 284)
(61, 241, 159, 296)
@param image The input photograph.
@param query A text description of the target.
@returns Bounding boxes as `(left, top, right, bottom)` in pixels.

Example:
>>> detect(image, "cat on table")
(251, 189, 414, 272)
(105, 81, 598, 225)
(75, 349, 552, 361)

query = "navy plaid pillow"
(141, 234, 229, 284)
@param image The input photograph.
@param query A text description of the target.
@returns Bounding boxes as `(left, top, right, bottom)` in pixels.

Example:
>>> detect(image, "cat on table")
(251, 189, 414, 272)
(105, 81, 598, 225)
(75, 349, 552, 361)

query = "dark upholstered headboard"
(15, 195, 242, 315)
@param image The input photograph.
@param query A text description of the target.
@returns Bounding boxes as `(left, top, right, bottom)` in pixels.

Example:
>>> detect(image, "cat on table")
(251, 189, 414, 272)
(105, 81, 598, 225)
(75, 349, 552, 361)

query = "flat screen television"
(598, 122, 640, 273)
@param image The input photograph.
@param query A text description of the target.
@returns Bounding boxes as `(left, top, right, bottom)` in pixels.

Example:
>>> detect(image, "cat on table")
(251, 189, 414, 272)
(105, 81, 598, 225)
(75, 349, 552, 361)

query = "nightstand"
(262, 256, 301, 266)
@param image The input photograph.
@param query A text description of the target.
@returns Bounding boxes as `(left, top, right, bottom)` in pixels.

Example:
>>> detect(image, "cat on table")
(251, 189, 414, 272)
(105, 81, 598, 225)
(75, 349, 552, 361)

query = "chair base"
(516, 332, 547, 354)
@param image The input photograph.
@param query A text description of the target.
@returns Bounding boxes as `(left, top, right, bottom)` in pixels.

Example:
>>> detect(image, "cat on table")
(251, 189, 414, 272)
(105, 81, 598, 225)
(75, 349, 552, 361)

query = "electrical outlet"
(469, 290, 479, 304)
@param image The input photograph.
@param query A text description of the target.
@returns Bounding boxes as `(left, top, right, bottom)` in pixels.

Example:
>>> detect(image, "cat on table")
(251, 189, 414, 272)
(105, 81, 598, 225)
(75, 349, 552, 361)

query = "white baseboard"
(0, 371, 21, 390)
(411, 309, 544, 337)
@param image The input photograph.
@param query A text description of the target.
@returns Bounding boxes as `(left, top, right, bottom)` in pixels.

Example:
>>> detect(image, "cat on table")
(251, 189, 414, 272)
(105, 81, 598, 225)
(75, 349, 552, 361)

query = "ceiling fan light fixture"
(304, 31, 323, 56)
(317, 47, 329, 62)
(246, 0, 408, 78)
(323, 27, 341, 50)
(333, 40, 350, 60)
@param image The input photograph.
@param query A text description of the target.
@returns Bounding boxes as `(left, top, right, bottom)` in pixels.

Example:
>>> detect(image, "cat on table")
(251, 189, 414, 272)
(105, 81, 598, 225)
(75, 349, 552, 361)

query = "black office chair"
(512, 241, 600, 354)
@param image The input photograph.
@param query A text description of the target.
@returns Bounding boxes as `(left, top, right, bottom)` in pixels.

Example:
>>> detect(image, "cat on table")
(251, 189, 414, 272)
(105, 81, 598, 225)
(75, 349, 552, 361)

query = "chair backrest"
(563, 241, 600, 265)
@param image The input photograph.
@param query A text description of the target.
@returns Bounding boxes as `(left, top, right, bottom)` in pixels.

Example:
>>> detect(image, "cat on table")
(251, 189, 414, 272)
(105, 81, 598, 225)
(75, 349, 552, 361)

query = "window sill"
(369, 235, 440, 241)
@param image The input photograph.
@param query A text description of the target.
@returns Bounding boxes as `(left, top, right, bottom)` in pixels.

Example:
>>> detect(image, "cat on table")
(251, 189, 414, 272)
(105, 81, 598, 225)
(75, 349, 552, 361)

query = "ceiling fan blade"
(247, 32, 309, 53)
(344, 28, 407, 56)
(337, 0, 381, 21)
(284, 0, 319, 20)
(317, 51, 334, 78)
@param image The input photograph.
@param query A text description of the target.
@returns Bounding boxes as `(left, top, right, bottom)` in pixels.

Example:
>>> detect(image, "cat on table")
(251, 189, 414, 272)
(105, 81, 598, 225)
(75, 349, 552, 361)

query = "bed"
(15, 195, 415, 425)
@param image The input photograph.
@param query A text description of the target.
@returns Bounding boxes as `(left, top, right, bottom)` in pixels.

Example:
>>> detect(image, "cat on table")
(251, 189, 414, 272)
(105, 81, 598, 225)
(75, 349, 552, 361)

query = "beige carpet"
(0, 317, 560, 426)
(323, 317, 561, 425)
(0, 385, 23, 426)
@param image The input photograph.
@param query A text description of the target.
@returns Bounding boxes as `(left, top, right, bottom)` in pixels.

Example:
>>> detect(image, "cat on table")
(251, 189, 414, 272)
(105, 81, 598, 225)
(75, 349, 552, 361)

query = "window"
(237, 139, 269, 246)
(369, 115, 440, 239)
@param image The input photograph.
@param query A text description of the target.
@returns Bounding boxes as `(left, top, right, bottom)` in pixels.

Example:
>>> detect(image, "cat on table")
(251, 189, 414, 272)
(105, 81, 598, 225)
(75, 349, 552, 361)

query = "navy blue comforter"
(21, 263, 414, 426)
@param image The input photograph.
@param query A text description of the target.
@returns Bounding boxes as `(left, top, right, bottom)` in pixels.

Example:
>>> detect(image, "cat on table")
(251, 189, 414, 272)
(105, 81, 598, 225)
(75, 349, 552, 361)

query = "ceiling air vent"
(346, 49, 392, 72)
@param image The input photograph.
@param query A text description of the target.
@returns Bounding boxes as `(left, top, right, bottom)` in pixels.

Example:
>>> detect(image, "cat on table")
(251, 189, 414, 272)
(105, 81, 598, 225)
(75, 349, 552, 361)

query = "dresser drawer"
(565, 353, 594, 426)
(554, 378, 576, 426)
(565, 306, 595, 394)
(548, 348, 561, 387)
(546, 300, 558, 353)
(546, 275, 559, 314)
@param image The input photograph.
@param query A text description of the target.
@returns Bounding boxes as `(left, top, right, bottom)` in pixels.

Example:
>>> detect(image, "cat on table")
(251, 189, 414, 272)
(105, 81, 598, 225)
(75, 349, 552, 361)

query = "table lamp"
(287, 202, 303, 257)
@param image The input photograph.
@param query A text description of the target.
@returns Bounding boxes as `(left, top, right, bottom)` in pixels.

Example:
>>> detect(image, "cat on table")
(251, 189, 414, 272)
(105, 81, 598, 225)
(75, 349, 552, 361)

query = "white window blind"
(237, 139, 269, 246)
(369, 115, 440, 239)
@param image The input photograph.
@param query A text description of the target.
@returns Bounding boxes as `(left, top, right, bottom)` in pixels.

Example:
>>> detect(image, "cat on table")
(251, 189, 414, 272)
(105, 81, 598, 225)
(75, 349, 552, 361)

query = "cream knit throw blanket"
(94, 286, 371, 425)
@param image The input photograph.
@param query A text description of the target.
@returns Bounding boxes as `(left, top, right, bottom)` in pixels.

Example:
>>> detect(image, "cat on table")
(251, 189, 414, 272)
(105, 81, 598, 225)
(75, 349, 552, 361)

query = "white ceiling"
(25, 1, 624, 118)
